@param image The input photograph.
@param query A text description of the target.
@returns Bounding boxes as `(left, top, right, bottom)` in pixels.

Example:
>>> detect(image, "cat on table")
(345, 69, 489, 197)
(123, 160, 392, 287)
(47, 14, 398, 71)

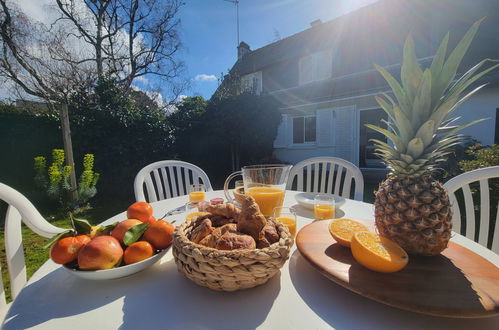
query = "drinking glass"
(273, 206, 296, 239)
(189, 184, 206, 203)
(224, 164, 292, 216)
(314, 194, 335, 220)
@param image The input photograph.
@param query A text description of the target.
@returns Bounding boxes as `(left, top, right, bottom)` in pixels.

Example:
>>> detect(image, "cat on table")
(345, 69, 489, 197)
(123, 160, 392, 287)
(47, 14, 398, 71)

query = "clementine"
(76, 234, 91, 245)
(111, 219, 143, 243)
(142, 220, 174, 250)
(142, 215, 157, 225)
(50, 235, 89, 264)
(127, 201, 153, 222)
(124, 241, 155, 264)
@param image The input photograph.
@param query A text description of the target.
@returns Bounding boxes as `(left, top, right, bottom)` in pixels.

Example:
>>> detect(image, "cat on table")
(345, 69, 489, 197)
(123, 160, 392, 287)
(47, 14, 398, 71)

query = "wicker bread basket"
(173, 217, 293, 291)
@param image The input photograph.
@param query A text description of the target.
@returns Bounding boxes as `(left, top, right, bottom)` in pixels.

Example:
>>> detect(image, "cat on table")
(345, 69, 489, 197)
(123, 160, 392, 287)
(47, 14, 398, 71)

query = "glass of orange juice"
(314, 194, 335, 220)
(189, 184, 206, 203)
(274, 206, 296, 239)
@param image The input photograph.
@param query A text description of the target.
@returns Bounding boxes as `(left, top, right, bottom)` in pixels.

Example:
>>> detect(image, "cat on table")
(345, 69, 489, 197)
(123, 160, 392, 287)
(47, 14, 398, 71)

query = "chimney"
(310, 19, 322, 28)
(237, 41, 251, 60)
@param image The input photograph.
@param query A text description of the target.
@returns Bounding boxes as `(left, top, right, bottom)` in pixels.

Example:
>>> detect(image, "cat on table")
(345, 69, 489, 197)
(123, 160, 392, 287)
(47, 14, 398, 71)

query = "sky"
(2, 0, 378, 103)
(175, 0, 378, 99)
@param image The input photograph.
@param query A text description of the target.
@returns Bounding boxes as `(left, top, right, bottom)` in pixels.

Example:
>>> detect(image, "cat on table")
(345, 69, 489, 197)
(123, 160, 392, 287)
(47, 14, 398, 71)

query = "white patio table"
(3, 190, 498, 329)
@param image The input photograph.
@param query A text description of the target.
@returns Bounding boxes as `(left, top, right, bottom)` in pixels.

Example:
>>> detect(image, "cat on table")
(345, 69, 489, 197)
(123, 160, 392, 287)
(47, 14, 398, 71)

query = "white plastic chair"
(444, 166, 499, 253)
(0, 183, 66, 316)
(134, 160, 213, 202)
(286, 157, 364, 201)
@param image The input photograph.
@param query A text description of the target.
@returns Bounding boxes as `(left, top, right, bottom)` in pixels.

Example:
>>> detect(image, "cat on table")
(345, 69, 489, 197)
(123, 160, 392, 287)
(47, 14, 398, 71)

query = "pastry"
(206, 203, 241, 218)
(236, 195, 267, 241)
(256, 218, 280, 248)
(215, 232, 256, 250)
(190, 218, 213, 243)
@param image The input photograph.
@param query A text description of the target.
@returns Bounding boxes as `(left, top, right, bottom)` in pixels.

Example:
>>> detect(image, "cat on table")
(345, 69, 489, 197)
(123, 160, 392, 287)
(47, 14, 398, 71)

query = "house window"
(293, 116, 316, 144)
(298, 50, 332, 85)
(241, 71, 262, 94)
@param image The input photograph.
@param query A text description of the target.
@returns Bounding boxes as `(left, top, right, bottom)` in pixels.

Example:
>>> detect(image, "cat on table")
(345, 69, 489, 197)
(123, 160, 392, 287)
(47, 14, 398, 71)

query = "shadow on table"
(288, 249, 499, 329)
(3, 266, 130, 329)
(119, 258, 281, 330)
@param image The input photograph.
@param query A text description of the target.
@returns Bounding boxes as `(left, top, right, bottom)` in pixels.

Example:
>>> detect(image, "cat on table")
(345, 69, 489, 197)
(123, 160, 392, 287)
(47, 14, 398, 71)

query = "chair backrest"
(0, 183, 66, 307)
(134, 160, 213, 202)
(286, 157, 364, 201)
(443, 166, 499, 253)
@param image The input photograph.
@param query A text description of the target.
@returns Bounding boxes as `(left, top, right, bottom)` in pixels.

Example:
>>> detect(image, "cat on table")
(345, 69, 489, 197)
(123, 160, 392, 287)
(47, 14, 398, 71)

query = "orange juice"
(189, 191, 205, 203)
(314, 204, 335, 220)
(277, 217, 296, 238)
(246, 186, 285, 216)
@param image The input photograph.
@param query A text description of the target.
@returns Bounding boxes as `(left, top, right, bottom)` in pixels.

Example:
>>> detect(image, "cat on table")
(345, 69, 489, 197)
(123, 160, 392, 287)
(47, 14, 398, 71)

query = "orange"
(142, 215, 157, 225)
(142, 220, 174, 250)
(111, 219, 143, 244)
(351, 231, 409, 273)
(124, 241, 155, 264)
(127, 201, 153, 223)
(50, 235, 89, 264)
(328, 219, 368, 247)
(76, 234, 91, 245)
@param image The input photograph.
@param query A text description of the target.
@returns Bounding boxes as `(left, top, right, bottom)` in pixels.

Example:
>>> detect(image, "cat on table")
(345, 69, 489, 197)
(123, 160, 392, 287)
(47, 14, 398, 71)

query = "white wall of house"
(274, 105, 359, 165)
(273, 85, 499, 166)
(452, 86, 499, 145)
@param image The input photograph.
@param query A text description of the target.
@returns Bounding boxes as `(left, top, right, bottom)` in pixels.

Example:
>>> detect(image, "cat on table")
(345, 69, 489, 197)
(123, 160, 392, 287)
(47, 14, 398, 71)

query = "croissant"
(206, 203, 241, 219)
(236, 194, 267, 241)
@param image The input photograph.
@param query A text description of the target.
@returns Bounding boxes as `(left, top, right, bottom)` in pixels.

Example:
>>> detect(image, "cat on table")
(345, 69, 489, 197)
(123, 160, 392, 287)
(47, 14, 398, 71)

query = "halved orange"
(351, 231, 409, 273)
(328, 219, 368, 247)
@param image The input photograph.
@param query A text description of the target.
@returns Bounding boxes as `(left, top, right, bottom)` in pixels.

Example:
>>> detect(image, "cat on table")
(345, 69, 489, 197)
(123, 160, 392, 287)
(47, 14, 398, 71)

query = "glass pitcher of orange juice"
(224, 164, 292, 217)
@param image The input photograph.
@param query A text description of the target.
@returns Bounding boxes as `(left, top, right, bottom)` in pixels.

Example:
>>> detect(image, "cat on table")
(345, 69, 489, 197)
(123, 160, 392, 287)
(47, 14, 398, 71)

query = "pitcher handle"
(224, 171, 242, 203)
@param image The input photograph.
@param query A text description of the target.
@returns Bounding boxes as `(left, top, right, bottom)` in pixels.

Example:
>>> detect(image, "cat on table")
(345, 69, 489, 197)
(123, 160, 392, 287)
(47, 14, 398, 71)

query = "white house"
(226, 0, 499, 168)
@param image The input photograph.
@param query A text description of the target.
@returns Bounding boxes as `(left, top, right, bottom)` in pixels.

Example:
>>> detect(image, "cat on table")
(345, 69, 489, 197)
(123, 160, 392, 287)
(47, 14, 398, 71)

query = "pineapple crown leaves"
(367, 18, 499, 177)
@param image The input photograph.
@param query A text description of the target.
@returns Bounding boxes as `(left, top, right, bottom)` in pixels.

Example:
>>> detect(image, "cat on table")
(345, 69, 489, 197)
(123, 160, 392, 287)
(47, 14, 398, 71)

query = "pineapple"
(366, 19, 499, 256)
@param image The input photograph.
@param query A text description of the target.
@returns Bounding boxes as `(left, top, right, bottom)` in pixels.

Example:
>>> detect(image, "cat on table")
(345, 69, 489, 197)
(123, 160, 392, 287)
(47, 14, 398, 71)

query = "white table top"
(3, 190, 499, 329)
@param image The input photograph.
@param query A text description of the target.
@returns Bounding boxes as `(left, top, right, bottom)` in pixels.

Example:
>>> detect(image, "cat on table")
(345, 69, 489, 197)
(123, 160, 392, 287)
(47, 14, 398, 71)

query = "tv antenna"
(224, 0, 240, 46)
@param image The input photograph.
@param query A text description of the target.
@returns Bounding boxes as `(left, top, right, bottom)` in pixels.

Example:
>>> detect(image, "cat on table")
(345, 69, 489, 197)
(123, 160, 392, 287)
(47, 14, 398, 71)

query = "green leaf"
(407, 137, 424, 158)
(415, 120, 435, 147)
(401, 35, 423, 102)
(43, 230, 73, 249)
(400, 153, 414, 164)
(374, 64, 411, 116)
(435, 18, 483, 102)
(392, 104, 414, 146)
(100, 222, 119, 235)
(72, 217, 93, 235)
(375, 95, 396, 120)
(411, 69, 432, 128)
(365, 124, 405, 152)
(123, 223, 149, 246)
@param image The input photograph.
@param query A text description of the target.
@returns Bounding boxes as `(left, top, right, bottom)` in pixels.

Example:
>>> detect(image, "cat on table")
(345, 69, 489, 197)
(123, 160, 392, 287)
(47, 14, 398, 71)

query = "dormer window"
(241, 71, 262, 94)
(298, 50, 332, 85)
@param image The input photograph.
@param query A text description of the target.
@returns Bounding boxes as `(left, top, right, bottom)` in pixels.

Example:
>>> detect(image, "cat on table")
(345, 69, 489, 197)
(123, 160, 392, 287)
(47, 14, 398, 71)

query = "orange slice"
(328, 219, 368, 247)
(351, 231, 409, 273)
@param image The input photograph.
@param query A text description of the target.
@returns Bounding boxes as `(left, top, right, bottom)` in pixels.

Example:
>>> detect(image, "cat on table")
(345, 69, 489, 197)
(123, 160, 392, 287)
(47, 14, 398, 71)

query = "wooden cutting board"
(296, 220, 499, 318)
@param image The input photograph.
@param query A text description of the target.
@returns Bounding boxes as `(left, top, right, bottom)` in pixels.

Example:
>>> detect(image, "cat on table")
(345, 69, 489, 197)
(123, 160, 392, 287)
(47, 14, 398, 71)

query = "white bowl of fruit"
(47, 202, 174, 280)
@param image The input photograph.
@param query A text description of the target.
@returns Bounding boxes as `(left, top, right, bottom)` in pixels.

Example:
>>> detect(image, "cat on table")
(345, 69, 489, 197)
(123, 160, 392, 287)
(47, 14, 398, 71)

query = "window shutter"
(317, 109, 334, 146)
(333, 106, 357, 164)
(274, 114, 288, 148)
